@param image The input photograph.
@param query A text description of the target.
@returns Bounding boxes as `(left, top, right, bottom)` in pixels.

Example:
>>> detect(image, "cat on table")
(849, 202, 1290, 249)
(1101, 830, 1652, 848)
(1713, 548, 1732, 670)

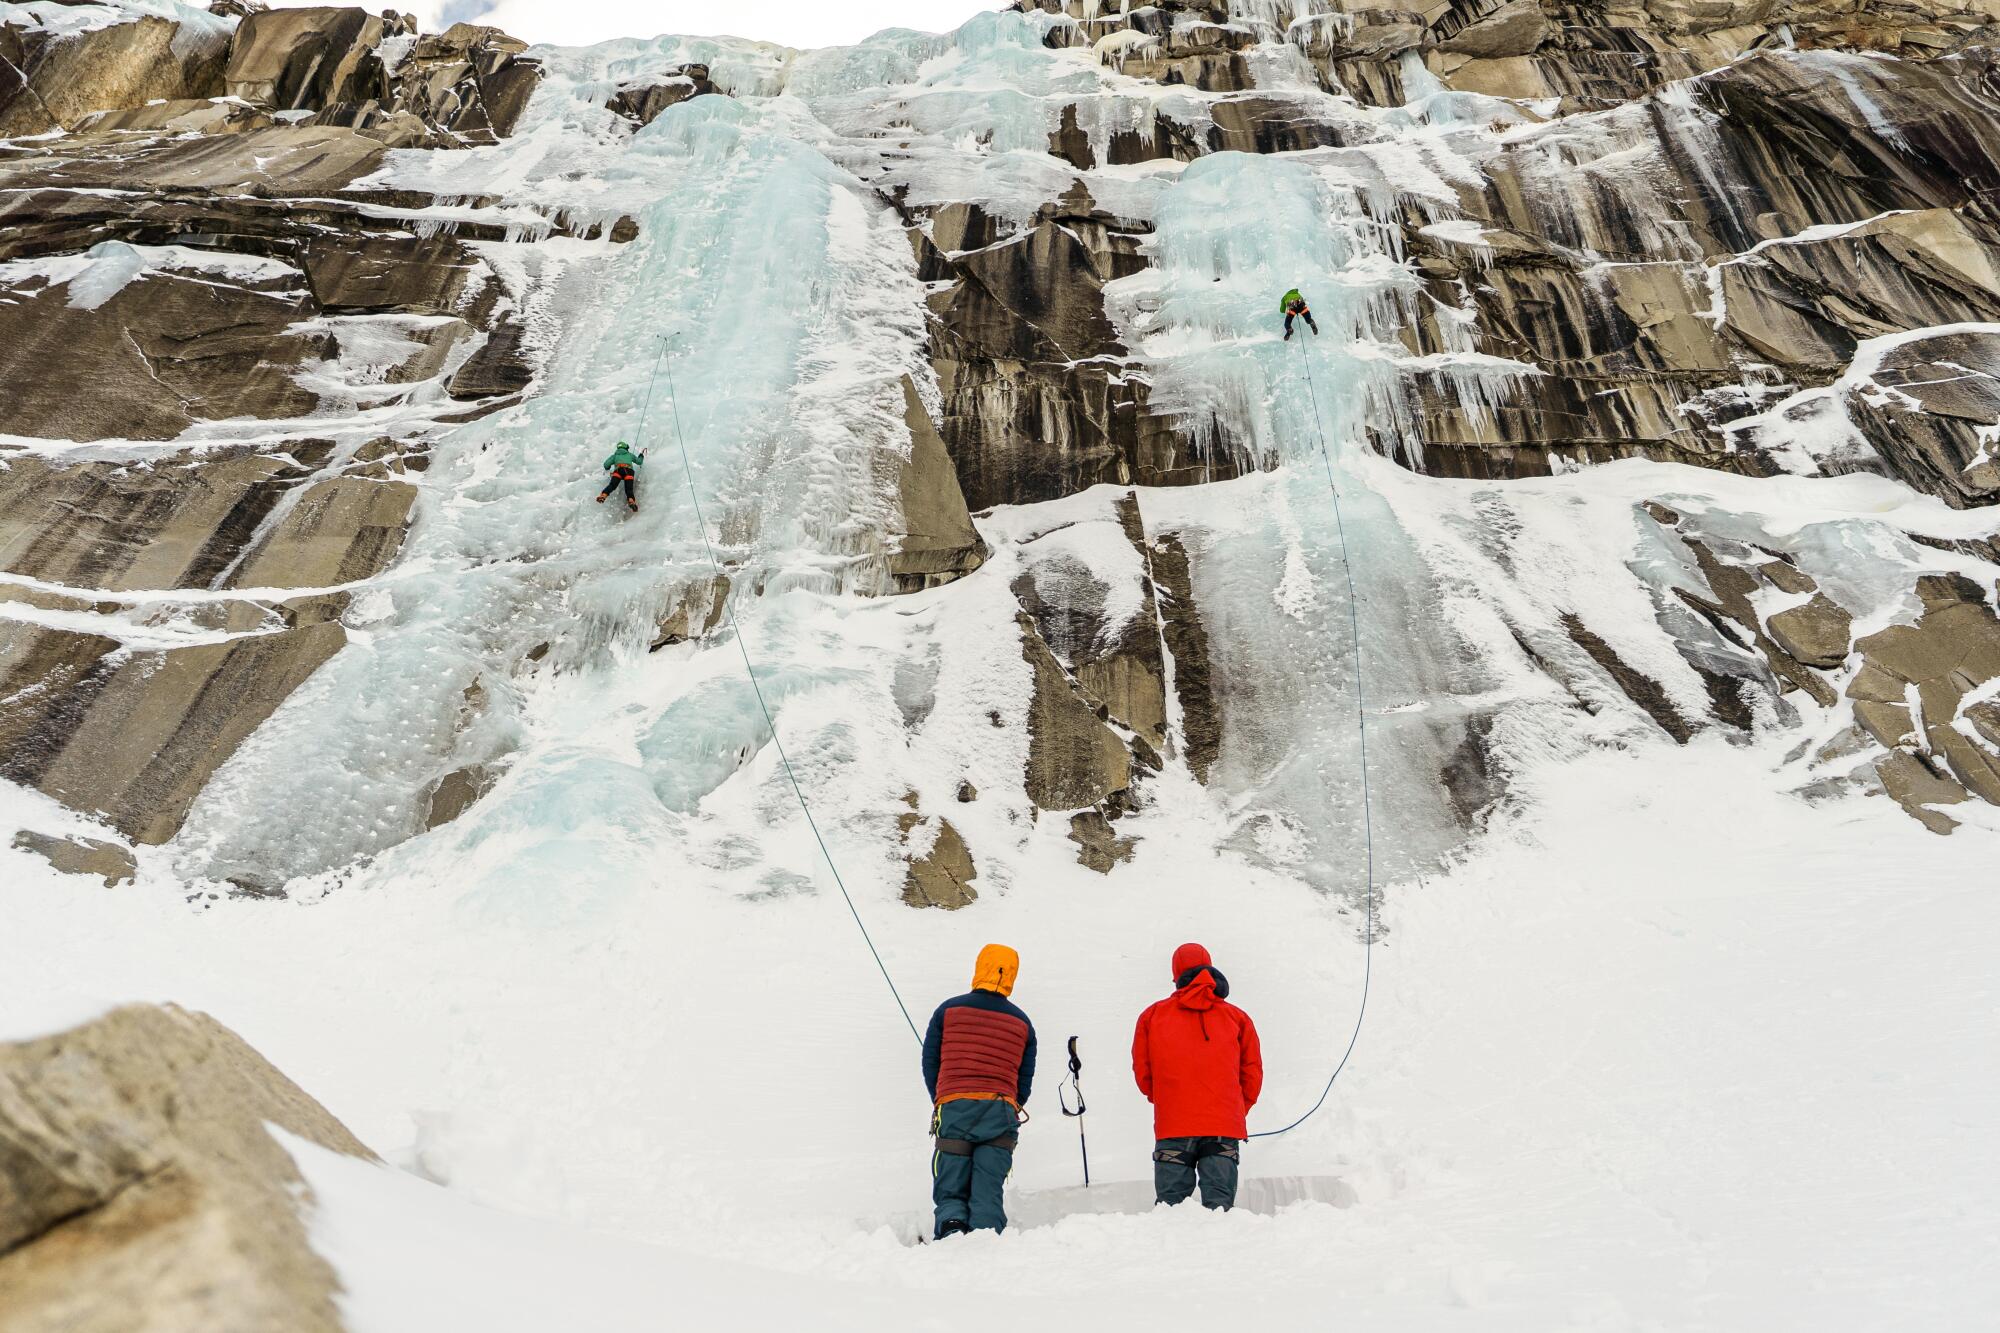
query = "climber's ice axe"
(1058, 1034, 1090, 1187)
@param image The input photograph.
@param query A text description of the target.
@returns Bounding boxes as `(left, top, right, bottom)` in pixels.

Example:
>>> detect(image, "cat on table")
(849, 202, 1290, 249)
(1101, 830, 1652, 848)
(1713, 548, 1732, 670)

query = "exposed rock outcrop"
(224, 6, 392, 109)
(1406, 48, 2000, 499)
(1562, 611, 1699, 743)
(1068, 808, 1139, 873)
(0, 5, 575, 851)
(607, 63, 718, 126)
(0, 442, 421, 844)
(1768, 594, 1855, 669)
(1032, 0, 1996, 112)
(4, 4, 539, 150)
(380, 21, 541, 143)
(0, 11, 231, 138)
(424, 763, 500, 830)
(997, 489, 1234, 863)
(1011, 493, 1168, 754)
(0, 620, 353, 845)
(10, 830, 137, 886)
(1842, 327, 2000, 508)
(0, 250, 327, 440)
(1031, 4, 2000, 518)
(225, 8, 539, 145)
(1019, 612, 1133, 812)
(1847, 574, 2000, 825)
(884, 378, 989, 591)
(899, 798, 979, 908)
(916, 191, 1239, 511)
(1627, 503, 2000, 830)
(0, 1004, 375, 1333)
(1674, 533, 1841, 709)
(652, 574, 732, 649)
(1143, 529, 1221, 783)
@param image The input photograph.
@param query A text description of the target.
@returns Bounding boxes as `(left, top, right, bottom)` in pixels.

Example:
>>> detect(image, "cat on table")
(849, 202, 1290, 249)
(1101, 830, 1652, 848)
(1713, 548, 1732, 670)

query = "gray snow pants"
(1153, 1136, 1240, 1210)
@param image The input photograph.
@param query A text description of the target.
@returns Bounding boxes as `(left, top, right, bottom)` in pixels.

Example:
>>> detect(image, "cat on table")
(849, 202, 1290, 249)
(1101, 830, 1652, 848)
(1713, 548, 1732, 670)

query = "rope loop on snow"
(637, 334, 922, 1043)
(1246, 336, 1378, 1140)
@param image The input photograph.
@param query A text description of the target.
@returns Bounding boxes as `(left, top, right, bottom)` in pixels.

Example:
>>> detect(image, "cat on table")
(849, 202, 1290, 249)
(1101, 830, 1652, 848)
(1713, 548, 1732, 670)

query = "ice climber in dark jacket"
(921, 943, 1037, 1238)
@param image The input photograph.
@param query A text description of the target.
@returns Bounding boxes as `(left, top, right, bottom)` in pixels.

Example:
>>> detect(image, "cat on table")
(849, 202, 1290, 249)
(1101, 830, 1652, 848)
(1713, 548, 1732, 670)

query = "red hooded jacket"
(1132, 943, 1264, 1139)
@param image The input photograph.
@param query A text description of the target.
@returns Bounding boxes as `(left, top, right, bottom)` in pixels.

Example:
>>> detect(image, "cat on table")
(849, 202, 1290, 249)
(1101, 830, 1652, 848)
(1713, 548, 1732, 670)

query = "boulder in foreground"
(0, 1004, 375, 1333)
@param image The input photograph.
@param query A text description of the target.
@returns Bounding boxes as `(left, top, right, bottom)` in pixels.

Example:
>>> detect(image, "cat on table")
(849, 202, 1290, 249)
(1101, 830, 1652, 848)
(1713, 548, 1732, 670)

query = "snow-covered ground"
(6, 2, 2000, 1328)
(8, 679, 1998, 1328)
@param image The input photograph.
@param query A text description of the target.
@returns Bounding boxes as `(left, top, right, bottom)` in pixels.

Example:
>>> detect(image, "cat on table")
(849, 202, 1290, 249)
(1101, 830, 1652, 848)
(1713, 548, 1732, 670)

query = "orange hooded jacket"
(922, 944, 1038, 1107)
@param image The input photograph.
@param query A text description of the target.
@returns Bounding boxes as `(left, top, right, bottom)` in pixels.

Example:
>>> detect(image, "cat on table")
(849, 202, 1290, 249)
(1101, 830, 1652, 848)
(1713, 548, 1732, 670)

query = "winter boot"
(596, 492, 607, 503)
(627, 498, 639, 513)
(936, 1219, 971, 1239)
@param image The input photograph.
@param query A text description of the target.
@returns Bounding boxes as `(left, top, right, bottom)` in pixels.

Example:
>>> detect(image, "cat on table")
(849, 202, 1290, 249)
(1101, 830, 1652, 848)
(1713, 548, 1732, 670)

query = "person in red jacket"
(1131, 942, 1263, 1210)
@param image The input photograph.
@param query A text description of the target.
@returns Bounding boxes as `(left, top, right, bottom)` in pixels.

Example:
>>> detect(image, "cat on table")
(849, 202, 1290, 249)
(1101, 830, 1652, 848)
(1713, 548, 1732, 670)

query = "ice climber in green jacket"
(597, 441, 645, 512)
(1280, 288, 1318, 341)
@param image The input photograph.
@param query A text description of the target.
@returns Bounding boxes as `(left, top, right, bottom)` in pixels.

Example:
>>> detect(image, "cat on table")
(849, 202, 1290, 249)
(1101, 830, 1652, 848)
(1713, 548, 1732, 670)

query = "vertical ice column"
(175, 92, 935, 887)
(1107, 145, 1484, 893)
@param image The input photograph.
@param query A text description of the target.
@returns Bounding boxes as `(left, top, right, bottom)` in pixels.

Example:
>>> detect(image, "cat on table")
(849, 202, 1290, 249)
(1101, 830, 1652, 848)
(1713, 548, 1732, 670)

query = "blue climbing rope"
(633, 335, 922, 1043)
(620, 329, 1372, 1077)
(1247, 336, 1378, 1139)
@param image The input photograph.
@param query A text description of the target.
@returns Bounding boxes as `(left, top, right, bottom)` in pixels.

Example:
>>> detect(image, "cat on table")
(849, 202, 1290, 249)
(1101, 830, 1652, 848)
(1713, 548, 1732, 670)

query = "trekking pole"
(1058, 1035, 1089, 1187)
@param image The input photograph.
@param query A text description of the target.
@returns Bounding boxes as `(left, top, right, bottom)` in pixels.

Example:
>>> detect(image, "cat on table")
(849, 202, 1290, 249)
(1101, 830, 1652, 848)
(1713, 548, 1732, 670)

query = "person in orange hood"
(921, 943, 1037, 1238)
(1131, 942, 1263, 1210)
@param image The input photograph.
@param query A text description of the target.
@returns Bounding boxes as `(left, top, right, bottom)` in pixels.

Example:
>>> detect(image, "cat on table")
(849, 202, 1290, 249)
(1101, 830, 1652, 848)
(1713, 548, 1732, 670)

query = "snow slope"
(8, 686, 1997, 1329)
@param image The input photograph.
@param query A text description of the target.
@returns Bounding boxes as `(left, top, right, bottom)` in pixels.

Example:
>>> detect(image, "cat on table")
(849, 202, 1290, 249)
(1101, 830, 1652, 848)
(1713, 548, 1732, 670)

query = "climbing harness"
(1246, 336, 1377, 1141)
(1057, 1035, 1091, 1186)
(636, 334, 921, 1043)
(934, 1132, 1021, 1155)
(1153, 1139, 1238, 1167)
(929, 1101, 1026, 1162)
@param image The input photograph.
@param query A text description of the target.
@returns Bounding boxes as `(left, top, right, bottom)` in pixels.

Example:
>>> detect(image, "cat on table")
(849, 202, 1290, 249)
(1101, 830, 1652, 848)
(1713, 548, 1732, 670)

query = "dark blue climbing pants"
(932, 1098, 1020, 1236)
(1154, 1136, 1240, 1210)
(599, 465, 636, 503)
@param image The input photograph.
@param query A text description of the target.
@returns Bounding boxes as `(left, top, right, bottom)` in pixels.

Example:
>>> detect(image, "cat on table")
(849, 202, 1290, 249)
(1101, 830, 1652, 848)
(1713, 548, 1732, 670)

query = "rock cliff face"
(0, 2, 565, 851)
(991, 0, 2000, 837)
(914, 190, 1233, 510)
(1416, 48, 2000, 498)
(4, 0, 1999, 896)
(1016, 0, 2000, 500)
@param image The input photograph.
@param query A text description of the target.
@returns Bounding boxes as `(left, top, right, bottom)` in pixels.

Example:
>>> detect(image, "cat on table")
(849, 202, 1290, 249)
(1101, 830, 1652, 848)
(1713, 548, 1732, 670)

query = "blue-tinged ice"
(175, 66, 935, 886)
